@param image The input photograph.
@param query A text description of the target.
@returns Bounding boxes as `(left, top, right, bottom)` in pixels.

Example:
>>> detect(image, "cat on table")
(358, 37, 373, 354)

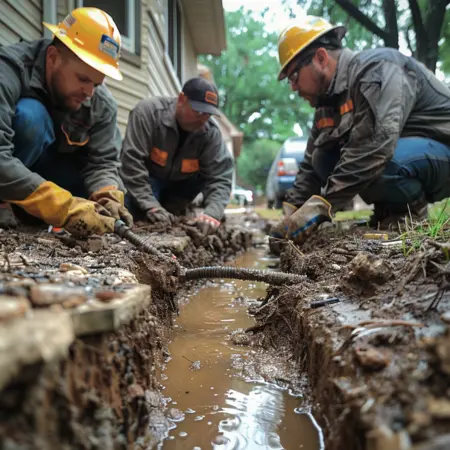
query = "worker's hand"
(287, 195, 332, 244)
(270, 202, 297, 239)
(63, 197, 116, 237)
(90, 188, 133, 227)
(196, 213, 221, 235)
(146, 207, 174, 226)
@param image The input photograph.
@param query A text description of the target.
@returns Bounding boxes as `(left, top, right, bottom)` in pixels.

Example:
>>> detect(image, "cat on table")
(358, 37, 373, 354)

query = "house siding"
(0, 0, 42, 45)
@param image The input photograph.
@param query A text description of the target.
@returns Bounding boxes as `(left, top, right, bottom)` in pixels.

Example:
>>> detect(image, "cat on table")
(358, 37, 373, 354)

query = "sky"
(222, 0, 307, 34)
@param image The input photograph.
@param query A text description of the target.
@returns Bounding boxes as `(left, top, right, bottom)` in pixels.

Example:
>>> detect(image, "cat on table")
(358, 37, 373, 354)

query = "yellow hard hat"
(278, 16, 346, 81)
(43, 8, 123, 81)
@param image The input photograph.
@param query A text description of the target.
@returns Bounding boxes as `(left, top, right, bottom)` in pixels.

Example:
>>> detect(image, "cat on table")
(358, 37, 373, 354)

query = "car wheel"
(267, 199, 274, 209)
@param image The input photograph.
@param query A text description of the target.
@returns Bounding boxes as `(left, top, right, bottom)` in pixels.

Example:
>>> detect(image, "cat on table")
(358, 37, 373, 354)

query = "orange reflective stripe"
(316, 118, 335, 129)
(150, 147, 168, 167)
(181, 159, 200, 173)
(340, 99, 354, 116)
(61, 125, 90, 147)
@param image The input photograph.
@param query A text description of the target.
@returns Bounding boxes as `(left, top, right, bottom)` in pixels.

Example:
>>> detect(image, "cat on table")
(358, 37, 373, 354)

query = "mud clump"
(350, 252, 392, 284)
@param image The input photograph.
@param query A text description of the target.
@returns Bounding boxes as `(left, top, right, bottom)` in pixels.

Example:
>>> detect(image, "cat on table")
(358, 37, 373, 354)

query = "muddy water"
(159, 250, 323, 450)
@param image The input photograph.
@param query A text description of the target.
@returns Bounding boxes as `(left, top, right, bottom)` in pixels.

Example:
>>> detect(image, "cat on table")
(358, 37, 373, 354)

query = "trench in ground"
(158, 249, 323, 449)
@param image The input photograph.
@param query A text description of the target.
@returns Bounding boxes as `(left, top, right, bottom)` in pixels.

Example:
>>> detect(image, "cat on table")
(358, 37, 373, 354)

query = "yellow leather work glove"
(287, 195, 332, 245)
(63, 197, 116, 237)
(270, 202, 298, 239)
(90, 187, 133, 227)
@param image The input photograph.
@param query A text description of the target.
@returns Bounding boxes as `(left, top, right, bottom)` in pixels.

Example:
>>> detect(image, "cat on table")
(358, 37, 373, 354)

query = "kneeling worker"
(0, 7, 133, 236)
(120, 77, 233, 235)
(272, 16, 450, 245)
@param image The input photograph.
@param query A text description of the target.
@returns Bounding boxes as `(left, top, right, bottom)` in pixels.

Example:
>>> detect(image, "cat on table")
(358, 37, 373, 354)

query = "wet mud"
(159, 250, 322, 449)
(256, 224, 450, 450)
(0, 220, 253, 450)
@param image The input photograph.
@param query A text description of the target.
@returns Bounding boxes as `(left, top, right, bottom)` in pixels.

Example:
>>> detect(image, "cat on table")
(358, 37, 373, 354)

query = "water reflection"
(160, 250, 322, 450)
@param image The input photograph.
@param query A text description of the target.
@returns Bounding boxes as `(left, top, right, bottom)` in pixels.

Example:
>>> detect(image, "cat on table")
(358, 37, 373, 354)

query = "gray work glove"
(146, 207, 174, 226)
(195, 213, 221, 235)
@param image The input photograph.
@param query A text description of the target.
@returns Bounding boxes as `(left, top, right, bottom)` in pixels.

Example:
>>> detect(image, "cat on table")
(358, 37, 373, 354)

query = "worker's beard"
(49, 70, 82, 113)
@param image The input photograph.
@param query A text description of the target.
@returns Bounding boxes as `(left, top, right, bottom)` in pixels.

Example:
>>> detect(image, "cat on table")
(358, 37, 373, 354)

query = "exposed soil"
(0, 218, 253, 450)
(249, 222, 450, 450)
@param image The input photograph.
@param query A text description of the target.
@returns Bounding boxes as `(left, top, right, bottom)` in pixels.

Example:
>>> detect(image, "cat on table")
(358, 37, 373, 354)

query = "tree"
(293, 0, 450, 73)
(199, 8, 313, 145)
(236, 139, 280, 188)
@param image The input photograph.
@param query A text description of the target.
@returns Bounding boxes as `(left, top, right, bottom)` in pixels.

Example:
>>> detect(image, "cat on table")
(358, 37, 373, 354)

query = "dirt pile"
(0, 221, 252, 449)
(248, 225, 450, 450)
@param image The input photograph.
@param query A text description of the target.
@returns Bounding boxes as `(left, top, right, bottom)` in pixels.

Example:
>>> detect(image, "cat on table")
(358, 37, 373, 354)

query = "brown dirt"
(0, 220, 253, 449)
(248, 224, 450, 450)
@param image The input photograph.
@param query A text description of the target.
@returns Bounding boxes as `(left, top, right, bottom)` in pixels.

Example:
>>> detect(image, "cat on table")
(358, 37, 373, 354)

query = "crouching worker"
(120, 77, 233, 235)
(0, 8, 133, 236)
(271, 16, 450, 246)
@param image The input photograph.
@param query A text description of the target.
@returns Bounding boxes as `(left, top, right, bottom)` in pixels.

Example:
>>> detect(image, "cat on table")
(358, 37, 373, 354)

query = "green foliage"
(399, 200, 450, 256)
(199, 8, 313, 145)
(294, 0, 450, 74)
(236, 139, 280, 188)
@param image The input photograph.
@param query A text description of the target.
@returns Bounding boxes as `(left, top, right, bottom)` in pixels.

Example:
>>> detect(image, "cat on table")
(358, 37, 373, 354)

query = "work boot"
(369, 198, 428, 230)
(0, 203, 18, 228)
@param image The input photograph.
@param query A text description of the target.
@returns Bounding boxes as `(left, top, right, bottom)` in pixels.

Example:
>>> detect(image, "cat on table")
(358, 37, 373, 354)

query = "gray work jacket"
(0, 39, 122, 201)
(286, 48, 450, 210)
(120, 97, 233, 220)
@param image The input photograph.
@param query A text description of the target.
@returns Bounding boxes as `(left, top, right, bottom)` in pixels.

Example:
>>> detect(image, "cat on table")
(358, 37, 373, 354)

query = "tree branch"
(334, 0, 391, 42)
(407, 0, 426, 46)
(382, 0, 399, 48)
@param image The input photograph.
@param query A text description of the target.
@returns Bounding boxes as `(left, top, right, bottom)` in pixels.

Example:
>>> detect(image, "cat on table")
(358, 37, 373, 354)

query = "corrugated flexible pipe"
(115, 220, 304, 286)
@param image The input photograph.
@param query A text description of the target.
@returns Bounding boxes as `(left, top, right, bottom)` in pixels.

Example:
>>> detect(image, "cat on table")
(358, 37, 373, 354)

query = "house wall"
(0, 0, 42, 45)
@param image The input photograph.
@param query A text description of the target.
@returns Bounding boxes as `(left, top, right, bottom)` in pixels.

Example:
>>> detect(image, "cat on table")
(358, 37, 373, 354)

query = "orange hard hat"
(278, 16, 346, 81)
(43, 7, 123, 81)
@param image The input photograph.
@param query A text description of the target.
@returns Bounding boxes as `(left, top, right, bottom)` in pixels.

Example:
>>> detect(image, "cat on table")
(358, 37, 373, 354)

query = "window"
(167, 0, 182, 80)
(78, 0, 140, 55)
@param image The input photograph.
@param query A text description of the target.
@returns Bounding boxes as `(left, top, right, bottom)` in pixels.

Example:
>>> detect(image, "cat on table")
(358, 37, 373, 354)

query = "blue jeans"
(126, 175, 205, 218)
(312, 137, 450, 211)
(11, 98, 87, 197)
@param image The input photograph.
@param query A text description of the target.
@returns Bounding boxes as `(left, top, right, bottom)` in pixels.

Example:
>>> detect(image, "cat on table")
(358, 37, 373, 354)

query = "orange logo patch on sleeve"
(181, 159, 200, 173)
(316, 118, 335, 129)
(205, 91, 218, 105)
(339, 99, 354, 116)
(150, 147, 168, 167)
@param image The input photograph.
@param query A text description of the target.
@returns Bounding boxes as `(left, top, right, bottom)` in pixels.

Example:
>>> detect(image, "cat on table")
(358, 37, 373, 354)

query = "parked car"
(231, 185, 254, 206)
(266, 137, 307, 208)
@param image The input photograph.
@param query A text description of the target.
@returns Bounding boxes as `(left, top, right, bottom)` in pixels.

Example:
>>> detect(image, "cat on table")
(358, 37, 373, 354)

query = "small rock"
(331, 263, 341, 271)
(0, 295, 30, 322)
(30, 284, 88, 306)
(96, 291, 124, 302)
(62, 297, 87, 309)
(127, 383, 145, 399)
(354, 346, 390, 371)
(427, 397, 450, 418)
(351, 252, 391, 284)
(230, 331, 251, 346)
(189, 360, 201, 371)
(441, 311, 450, 324)
(87, 236, 107, 253)
(331, 254, 348, 264)
(60, 263, 88, 274)
(168, 408, 185, 422)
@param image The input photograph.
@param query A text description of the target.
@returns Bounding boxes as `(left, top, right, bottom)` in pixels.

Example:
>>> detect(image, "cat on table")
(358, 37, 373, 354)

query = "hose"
(115, 220, 304, 286)
(180, 266, 305, 286)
